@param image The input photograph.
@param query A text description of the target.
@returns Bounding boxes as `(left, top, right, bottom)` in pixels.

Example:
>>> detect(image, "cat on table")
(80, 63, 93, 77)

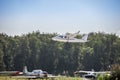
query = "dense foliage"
(109, 64, 120, 80)
(97, 64, 120, 80)
(0, 31, 120, 76)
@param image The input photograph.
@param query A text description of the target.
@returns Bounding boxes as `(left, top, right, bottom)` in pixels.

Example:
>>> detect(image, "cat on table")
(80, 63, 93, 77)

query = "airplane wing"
(93, 71, 111, 74)
(52, 37, 83, 43)
(75, 70, 110, 74)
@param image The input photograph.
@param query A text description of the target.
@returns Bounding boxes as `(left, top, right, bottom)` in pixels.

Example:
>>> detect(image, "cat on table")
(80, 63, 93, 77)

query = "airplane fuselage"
(52, 35, 87, 43)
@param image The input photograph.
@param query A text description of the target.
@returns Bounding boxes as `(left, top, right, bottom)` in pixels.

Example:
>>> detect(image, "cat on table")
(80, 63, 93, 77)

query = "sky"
(0, 0, 120, 36)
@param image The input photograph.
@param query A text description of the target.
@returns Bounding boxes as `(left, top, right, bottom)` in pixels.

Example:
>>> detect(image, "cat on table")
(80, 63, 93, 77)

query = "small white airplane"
(52, 31, 88, 43)
(74, 70, 110, 78)
(23, 66, 48, 78)
(11, 66, 56, 79)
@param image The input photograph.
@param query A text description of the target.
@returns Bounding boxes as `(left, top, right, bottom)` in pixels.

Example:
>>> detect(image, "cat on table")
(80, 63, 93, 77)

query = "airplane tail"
(23, 66, 28, 74)
(82, 34, 88, 41)
(76, 31, 80, 34)
(75, 31, 80, 35)
(72, 31, 80, 37)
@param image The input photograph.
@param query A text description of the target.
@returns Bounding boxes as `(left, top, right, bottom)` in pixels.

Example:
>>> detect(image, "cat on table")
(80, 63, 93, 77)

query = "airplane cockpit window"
(59, 35, 64, 38)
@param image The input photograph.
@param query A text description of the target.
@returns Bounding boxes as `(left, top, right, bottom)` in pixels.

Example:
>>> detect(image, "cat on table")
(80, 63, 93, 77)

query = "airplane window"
(59, 36, 63, 38)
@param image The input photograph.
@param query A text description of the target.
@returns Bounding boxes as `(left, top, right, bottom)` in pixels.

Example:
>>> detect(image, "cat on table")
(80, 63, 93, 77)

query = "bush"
(109, 64, 120, 80)
(96, 74, 110, 80)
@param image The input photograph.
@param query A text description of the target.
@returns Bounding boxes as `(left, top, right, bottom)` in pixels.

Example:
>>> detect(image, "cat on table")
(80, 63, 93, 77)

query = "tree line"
(0, 31, 120, 75)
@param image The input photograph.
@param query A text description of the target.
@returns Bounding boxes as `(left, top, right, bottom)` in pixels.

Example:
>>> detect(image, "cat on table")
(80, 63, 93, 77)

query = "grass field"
(0, 76, 83, 80)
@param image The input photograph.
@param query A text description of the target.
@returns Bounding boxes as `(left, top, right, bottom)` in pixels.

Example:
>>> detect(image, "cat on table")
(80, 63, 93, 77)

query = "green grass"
(0, 76, 83, 80)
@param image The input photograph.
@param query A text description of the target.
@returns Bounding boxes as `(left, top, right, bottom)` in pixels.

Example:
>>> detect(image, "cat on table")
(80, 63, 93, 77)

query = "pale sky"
(0, 0, 120, 36)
